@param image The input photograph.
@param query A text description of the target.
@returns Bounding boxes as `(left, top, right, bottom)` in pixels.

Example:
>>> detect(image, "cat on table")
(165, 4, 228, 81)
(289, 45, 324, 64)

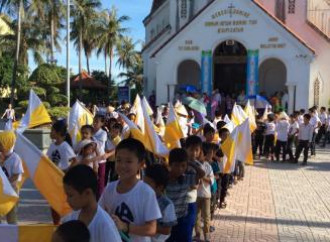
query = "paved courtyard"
(17, 148, 330, 241)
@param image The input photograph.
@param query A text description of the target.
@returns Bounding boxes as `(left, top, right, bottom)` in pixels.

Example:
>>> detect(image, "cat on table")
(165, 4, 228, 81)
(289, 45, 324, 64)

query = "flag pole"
(66, 0, 71, 108)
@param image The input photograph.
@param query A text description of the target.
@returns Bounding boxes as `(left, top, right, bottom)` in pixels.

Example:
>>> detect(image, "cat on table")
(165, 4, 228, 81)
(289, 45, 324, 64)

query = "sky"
(30, 0, 153, 78)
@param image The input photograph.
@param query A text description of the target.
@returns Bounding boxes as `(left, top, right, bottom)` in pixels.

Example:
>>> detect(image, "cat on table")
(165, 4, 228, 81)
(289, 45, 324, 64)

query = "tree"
(28, 63, 67, 106)
(96, 6, 129, 97)
(116, 36, 139, 70)
(118, 53, 143, 94)
(71, 0, 101, 97)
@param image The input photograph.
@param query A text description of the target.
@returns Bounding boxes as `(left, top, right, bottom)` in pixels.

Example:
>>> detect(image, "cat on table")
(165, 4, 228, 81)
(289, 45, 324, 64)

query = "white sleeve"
(98, 212, 121, 241)
(98, 183, 112, 214)
(143, 186, 162, 222)
(161, 203, 177, 226)
(63, 143, 76, 161)
(12, 155, 23, 175)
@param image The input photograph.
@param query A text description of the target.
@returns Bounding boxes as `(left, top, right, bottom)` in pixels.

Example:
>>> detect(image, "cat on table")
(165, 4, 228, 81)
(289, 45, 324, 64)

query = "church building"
(142, 0, 330, 113)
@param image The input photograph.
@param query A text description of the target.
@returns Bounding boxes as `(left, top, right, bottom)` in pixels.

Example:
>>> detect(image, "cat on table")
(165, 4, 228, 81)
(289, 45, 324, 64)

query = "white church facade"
(142, 0, 330, 113)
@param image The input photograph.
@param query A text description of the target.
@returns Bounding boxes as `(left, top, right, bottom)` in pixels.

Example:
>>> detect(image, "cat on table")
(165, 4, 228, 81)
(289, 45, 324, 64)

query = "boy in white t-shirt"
(0, 131, 24, 224)
(144, 164, 177, 242)
(99, 138, 162, 242)
(195, 143, 214, 242)
(62, 165, 121, 242)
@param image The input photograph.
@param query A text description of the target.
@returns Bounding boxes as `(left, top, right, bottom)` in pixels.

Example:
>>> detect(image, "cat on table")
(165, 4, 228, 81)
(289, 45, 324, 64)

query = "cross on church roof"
(228, 3, 235, 18)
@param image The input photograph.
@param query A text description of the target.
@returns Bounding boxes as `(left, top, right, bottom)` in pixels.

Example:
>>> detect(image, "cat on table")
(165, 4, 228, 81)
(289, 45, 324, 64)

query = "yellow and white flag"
(0, 224, 56, 242)
(155, 107, 165, 136)
(164, 103, 184, 150)
(223, 114, 235, 133)
(142, 96, 154, 116)
(0, 167, 18, 216)
(132, 95, 145, 133)
(244, 100, 257, 132)
(16, 89, 52, 132)
(231, 104, 247, 126)
(142, 98, 169, 157)
(69, 100, 94, 146)
(236, 118, 254, 165)
(222, 126, 239, 174)
(118, 113, 153, 152)
(14, 132, 71, 217)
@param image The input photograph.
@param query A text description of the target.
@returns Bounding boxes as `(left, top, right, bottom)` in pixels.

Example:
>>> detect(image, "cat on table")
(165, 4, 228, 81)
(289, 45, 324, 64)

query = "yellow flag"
(164, 103, 184, 149)
(244, 100, 257, 132)
(222, 126, 239, 174)
(15, 90, 52, 132)
(0, 167, 18, 216)
(68, 100, 94, 146)
(236, 119, 254, 165)
(14, 132, 72, 217)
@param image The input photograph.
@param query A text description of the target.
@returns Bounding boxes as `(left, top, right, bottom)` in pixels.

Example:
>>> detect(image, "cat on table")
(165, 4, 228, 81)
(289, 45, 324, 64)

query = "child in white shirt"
(47, 120, 77, 225)
(275, 117, 290, 162)
(195, 143, 214, 242)
(62, 165, 121, 242)
(0, 131, 23, 224)
(264, 115, 276, 160)
(99, 138, 162, 242)
(144, 164, 177, 242)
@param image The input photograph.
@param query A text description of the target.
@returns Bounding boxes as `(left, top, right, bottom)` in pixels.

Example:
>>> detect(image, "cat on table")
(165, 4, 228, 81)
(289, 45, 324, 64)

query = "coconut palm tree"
(118, 53, 143, 94)
(96, 6, 129, 96)
(116, 36, 139, 70)
(71, 0, 101, 96)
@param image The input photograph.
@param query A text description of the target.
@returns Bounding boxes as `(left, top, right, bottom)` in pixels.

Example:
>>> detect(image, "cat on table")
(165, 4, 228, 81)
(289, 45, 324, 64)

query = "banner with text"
(246, 50, 259, 97)
(201, 50, 213, 97)
(118, 86, 130, 103)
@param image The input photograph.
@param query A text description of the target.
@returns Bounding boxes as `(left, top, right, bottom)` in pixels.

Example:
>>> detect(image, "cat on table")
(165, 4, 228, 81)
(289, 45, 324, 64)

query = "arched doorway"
(259, 58, 287, 97)
(213, 40, 247, 96)
(177, 60, 201, 90)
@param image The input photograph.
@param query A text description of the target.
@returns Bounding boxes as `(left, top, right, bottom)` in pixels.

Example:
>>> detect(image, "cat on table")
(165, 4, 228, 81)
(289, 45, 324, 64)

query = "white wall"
(151, 0, 313, 109)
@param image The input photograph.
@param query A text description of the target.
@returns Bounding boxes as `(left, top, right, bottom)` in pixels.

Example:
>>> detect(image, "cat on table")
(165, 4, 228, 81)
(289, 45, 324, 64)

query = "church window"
(313, 78, 320, 106)
(275, 0, 286, 23)
(288, 0, 295, 14)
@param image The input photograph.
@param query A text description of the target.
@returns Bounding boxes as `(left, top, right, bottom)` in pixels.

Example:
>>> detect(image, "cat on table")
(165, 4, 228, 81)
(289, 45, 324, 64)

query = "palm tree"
(96, 6, 129, 97)
(71, 0, 101, 96)
(116, 36, 139, 70)
(118, 53, 143, 94)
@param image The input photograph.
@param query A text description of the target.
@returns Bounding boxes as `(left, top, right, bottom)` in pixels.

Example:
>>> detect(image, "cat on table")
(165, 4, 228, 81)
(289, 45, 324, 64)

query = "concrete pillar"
(287, 83, 296, 114)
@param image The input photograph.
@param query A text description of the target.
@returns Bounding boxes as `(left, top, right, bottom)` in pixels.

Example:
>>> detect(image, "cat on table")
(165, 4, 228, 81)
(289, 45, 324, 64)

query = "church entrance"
(213, 40, 247, 96)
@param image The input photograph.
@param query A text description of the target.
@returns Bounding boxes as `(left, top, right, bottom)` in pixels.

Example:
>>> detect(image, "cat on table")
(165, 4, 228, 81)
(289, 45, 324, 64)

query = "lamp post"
(66, 0, 70, 108)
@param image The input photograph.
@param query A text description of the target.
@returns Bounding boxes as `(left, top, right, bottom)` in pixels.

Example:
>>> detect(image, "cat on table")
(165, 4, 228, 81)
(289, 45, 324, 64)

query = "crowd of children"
(1, 101, 330, 242)
(253, 106, 330, 165)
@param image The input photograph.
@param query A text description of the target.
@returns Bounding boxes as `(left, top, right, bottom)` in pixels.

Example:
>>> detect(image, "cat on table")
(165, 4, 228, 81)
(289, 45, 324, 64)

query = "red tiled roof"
(149, 0, 315, 58)
(71, 71, 107, 89)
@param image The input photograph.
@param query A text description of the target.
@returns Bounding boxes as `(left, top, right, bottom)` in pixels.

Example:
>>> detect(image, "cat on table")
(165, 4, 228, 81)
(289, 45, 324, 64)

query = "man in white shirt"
(309, 108, 321, 156)
(275, 117, 290, 162)
(1, 104, 15, 121)
(294, 114, 314, 165)
(317, 107, 328, 146)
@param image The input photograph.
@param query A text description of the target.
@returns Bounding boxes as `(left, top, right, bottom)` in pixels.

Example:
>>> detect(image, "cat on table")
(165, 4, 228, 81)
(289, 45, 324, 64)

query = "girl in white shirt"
(264, 115, 276, 161)
(47, 120, 77, 225)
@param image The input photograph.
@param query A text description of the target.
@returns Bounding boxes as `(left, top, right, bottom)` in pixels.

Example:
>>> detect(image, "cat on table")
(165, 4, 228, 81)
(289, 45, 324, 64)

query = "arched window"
(314, 78, 320, 106)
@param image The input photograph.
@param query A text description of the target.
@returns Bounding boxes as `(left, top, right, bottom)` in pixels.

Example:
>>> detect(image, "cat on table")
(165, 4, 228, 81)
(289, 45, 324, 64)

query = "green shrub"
(48, 107, 70, 119)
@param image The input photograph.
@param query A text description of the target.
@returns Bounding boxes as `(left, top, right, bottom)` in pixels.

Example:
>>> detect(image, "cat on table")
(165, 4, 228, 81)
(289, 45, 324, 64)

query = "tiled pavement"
(17, 148, 330, 241)
(211, 148, 330, 242)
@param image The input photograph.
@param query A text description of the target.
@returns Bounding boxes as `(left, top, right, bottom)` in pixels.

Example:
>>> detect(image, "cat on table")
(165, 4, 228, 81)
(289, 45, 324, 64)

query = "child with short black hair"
(106, 122, 122, 182)
(218, 128, 231, 208)
(253, 115, 266, 158)
(144, 164, 177, 242)
(264, 114, 276, 161)
(166, 148, 199, 242)
(195, 142, 214, 242)
(184, 135, 206, 242)
(294, 114, 314, 165)
(52, 220, 90, 242)
(62, 165, 121, 242)
(99, 138, 162, 242)
(203, 124, 216, 143)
